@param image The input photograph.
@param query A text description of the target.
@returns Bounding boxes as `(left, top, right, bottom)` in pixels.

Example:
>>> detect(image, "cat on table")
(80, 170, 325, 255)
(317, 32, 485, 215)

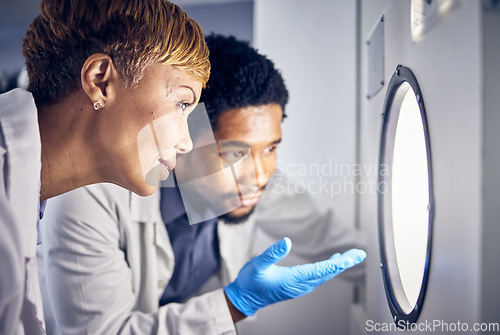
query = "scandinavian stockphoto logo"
(270, 159, 390, 196)
(137, 103, 257, 225)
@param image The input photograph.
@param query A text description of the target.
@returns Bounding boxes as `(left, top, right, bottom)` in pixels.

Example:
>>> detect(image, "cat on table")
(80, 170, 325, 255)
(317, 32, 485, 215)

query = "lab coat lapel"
(129, 190, 174, 312)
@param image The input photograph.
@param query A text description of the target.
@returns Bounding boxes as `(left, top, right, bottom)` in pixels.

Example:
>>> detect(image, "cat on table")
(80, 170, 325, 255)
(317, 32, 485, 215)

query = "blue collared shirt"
(37, 199, 47, 245)
(159, 186, 220, 305)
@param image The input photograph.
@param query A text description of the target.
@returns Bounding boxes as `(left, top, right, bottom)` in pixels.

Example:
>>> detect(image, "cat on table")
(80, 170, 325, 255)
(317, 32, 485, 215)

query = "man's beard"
(219, 182, 268, 224)
(219, 204, 257, 225)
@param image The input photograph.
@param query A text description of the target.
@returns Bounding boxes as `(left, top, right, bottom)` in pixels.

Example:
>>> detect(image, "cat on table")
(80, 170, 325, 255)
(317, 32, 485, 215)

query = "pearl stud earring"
(93, 101, 104, 111)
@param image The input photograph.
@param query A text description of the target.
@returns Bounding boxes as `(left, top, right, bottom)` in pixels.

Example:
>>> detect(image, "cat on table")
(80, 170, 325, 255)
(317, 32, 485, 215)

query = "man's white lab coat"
(38, 172, 363, 335)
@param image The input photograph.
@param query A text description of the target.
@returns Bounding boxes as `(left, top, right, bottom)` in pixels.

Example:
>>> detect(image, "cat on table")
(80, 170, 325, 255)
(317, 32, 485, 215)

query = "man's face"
(172, 103, 283, 224)
(213, 103, 283, 222)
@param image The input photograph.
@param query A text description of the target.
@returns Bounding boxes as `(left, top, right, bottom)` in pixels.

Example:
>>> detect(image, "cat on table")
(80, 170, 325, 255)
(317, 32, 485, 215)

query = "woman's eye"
(178, 102, 190, 115)
(221, 151, 246, 162)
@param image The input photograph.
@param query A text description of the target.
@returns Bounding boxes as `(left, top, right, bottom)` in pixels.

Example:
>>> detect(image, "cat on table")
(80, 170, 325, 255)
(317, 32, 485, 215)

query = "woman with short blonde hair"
(0, 1, 209, 333)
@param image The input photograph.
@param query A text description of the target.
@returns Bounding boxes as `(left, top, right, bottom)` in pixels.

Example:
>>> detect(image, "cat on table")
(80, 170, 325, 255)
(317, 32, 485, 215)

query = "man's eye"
(264, 146, 277, 154)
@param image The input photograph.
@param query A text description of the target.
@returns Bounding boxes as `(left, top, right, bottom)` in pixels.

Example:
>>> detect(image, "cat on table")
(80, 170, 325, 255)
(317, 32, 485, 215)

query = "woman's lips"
(158, 158, 176, 180)
(159, 158, 176, 170)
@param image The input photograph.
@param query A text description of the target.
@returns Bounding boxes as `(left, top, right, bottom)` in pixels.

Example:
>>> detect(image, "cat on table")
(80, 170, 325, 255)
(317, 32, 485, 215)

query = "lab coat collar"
(129, 188, 162, 223)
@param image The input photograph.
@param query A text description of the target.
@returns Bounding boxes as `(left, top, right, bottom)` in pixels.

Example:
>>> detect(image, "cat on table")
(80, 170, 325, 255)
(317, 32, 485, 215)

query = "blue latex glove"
(224, 237, 366, 316)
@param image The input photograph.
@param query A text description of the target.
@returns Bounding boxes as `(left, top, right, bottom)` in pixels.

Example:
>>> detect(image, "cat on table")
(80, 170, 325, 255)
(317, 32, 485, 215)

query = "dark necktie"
(159, 186, 221, 305)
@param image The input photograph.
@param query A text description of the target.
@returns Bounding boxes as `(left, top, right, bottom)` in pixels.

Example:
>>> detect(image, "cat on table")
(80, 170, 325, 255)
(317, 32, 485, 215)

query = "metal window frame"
(378, 65, 435, 327)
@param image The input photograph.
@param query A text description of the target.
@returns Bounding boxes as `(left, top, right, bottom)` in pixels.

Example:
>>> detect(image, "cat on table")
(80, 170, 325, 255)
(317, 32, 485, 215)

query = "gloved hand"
(224, 237, 366, 316)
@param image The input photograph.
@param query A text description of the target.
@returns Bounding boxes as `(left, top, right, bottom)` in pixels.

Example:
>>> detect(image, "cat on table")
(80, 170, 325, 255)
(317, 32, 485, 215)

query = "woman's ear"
(81, 54, 115, 110)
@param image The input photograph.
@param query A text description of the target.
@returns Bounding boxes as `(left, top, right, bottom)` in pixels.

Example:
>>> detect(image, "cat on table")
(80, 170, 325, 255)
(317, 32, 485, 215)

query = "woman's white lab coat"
(38, 183, 238, 335)
(0, 89, 45, 334)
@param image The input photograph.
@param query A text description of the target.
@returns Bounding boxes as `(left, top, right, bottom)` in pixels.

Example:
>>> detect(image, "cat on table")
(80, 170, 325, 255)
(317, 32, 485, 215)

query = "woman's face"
(99, 63, 202, 196)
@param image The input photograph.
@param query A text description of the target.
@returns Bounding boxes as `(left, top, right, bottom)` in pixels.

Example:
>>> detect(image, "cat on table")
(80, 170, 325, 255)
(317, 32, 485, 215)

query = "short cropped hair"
(23, 0, 210, 106)
(201, 34, 288, 129)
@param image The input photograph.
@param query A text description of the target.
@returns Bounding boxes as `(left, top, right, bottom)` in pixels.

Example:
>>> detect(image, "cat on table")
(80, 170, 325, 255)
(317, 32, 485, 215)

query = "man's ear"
(81, 54, 115, 109)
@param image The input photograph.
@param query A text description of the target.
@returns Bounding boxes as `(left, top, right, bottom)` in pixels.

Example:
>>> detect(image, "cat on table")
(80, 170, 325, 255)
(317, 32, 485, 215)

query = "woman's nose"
(176, 121, 193, 154)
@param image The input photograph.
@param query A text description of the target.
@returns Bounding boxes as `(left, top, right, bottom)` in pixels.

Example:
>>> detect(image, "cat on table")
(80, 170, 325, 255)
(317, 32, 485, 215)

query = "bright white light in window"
(391, 86, 430, 310)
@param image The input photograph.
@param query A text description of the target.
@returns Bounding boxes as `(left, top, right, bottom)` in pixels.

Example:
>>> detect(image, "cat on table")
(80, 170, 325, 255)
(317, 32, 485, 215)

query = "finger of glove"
(291, 259, 346, 283)
(339, 249, 367, 263)
(325, 249, 366, 274)
(292, 250, 366, 282)
(324, 249, 367, 277)
(253, 237, 292, 271)
(329, 253, 342, 260)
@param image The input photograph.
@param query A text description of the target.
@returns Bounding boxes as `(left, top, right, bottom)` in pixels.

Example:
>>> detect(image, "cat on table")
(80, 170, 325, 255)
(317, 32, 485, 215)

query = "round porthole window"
(378, 65, 434, 327)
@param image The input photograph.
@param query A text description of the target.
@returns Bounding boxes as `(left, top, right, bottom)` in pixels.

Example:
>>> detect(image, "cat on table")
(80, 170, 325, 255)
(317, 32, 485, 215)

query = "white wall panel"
(248, 1, 359, 334)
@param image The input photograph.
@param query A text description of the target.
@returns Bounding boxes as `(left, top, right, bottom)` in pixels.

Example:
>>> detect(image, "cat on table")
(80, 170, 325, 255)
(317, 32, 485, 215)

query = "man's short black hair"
(201, 34, 289, 129)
